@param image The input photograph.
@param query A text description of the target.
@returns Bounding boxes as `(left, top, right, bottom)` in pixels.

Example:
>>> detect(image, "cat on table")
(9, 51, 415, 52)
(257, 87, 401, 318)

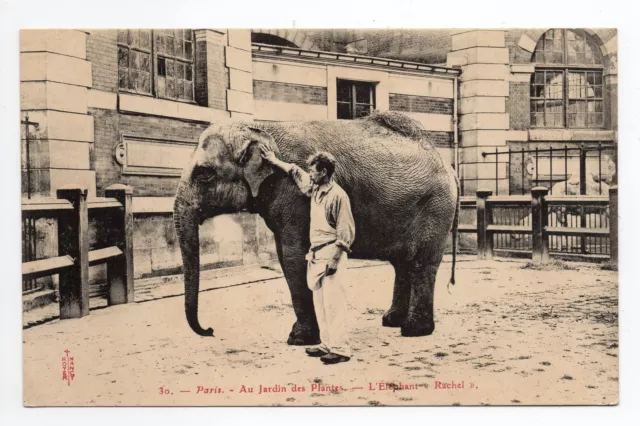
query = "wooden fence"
(22, 182, 618, 322)
(459, 185, 618, 265)
(22, 184, 134, 319)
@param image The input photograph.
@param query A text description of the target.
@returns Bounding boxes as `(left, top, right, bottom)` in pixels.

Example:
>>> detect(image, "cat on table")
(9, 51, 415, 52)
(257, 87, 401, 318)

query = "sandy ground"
(23, 257, 618, 406)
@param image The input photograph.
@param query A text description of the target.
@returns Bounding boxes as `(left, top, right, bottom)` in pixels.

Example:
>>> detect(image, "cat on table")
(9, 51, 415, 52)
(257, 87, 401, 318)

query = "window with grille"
(530, 29, 604, 129)
(336, 79, 376, 119)
(117, 29, 195, 102)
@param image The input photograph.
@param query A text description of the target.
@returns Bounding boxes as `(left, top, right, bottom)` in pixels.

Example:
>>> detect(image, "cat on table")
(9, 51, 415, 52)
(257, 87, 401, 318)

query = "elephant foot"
(400, 319, 435, 337)
(382, 309, 407, 328)
(287, 322, 320, 346)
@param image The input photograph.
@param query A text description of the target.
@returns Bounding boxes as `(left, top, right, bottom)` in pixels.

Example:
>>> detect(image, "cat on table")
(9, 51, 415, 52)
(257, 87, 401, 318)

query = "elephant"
(173, 111, 460, 344)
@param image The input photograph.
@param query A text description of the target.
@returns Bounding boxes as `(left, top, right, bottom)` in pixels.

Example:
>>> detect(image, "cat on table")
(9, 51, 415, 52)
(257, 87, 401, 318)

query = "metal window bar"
(521, 147, 525, 195)
(565, 144, 569, 194)
(478, 144, 615, 257)
(535, 147, 539, 189)
(495, 147, 499, 194)
(22, 114, 39, 293)
(481, 144, 616, 196)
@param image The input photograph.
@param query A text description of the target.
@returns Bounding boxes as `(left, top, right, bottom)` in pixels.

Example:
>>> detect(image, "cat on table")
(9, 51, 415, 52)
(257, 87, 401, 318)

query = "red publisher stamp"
(62, 349, 75, 386)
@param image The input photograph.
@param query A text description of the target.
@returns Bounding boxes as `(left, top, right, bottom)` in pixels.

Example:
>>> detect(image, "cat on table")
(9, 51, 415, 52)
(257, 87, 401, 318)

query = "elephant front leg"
(276, 242, 321, 346)
(401, 263, 439, 337)
(382, 263, 411, 328)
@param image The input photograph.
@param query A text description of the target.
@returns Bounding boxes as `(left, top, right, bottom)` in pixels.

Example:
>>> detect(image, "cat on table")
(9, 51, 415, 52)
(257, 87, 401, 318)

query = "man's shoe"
(305, 348, 329, 357)
(320, 353, 351, 364)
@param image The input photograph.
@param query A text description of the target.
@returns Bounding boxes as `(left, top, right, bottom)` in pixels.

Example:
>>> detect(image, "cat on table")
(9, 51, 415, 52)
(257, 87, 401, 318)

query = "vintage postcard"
(20, 28, 618, 407)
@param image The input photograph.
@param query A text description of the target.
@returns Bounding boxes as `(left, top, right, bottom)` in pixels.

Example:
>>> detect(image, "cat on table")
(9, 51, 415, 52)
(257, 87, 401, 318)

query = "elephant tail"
(449, 177, 460, 287)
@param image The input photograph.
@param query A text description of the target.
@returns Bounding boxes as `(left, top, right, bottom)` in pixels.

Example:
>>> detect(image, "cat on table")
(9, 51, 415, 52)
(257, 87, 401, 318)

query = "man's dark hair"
(308, 151, 337, 178)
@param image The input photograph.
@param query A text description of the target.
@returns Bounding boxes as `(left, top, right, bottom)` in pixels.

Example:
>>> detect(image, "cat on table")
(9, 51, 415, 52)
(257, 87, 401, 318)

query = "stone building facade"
(283, 28, 618, 194)
(20, 29, 460, 288)
(20, 28, 617, 292)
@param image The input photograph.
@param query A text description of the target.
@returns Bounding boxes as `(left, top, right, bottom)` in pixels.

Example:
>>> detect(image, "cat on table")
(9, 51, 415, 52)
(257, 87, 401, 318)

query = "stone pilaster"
(195, 29, 254, 120)
(447, 30, 510, 195)
(193, 29, 227, 111)
(225, 29, 254, 120)
(604, 67, 617, 131)
(20, 30, 95, 197)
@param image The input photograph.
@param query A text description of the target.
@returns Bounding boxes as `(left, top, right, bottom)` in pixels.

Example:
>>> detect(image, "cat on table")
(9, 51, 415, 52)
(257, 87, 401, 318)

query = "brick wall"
(201, 42, 229, 109)
(422, 131, 453, 148)
(365, 29, 453, 64)
(606, 81, 617, 131)
(301, 29, 453, 64)
(506, 30, 533, 65)
(389, 93, 453, 115)
(86, 30, 118, 92)
(508, 82, 530, 130)
(91, 108, 208, 197)
(195, 37, 227, 110)
(194, 39, 208, 106)
(90, 108, 118, 193)
(253, 80, 328, 105)
(302, 30, 363, 52)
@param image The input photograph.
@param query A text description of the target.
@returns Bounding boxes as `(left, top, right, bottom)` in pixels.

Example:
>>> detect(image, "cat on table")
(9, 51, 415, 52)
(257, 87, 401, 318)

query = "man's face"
(309, 163, 327, 184)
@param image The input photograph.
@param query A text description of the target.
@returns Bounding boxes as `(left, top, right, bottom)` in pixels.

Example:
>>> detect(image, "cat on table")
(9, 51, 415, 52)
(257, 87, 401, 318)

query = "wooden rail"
(545, 195, 609, 206)
(22, 255, 74, 280)
(21, 184, 134, 319)
(22, 198, 73, 213)
(470, 185, 617, 265)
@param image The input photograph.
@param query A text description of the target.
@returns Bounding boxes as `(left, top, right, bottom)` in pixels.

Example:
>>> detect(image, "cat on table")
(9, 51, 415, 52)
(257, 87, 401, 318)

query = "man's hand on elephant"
(259, 144, 277, 164)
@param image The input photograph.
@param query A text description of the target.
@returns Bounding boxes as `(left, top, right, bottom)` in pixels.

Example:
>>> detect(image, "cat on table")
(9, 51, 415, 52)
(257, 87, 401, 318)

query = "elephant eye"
(192, 166, 216, 183)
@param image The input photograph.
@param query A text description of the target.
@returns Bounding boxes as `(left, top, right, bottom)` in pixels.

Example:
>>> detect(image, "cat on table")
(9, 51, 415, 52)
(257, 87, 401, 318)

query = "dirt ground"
(22, 256, 618, 406)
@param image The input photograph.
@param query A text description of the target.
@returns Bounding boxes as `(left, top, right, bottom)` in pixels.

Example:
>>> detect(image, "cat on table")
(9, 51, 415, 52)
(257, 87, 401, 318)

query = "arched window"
(251, 33, 299, 48)
(530, 29, 604, 128)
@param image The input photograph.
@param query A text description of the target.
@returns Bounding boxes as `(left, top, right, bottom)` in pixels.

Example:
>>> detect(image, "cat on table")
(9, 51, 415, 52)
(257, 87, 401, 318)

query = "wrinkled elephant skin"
(173, 112, 459, 344)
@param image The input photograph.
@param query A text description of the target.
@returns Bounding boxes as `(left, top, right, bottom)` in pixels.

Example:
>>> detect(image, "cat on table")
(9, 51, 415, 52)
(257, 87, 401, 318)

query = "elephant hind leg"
(401, 244, 446, 338)
(401, 264, 438, 337)
(382, 261, 411, 328)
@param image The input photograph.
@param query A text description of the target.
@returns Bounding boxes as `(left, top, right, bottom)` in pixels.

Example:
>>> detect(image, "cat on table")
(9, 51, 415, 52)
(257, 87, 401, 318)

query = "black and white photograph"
(13, 24, 621, 407)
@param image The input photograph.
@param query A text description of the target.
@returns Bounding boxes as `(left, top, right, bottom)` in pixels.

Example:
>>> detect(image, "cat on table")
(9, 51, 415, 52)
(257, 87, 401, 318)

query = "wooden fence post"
(57, 185, 89, 319)
(609, 185, 618, 266)
(476, 189, 493, 260)
(104, 184, 135, 305)
(531, 186, 549, 264)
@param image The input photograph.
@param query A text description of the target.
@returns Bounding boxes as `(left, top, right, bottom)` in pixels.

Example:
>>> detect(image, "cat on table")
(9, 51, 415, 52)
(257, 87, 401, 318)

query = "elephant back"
(259, 113, 456, 234)
(262, 112, 453, 187)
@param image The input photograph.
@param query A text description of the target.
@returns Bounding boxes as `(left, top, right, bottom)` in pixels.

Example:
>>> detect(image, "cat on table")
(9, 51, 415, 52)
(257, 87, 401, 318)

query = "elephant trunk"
(174, 181, 214, 337)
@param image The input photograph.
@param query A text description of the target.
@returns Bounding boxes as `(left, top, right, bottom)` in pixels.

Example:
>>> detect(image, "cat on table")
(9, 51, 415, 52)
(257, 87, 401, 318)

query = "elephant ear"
(235, 127, 276, 198)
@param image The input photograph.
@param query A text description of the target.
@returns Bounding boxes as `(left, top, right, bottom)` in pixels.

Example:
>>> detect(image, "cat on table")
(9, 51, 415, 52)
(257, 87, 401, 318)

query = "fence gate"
(459, 186, 617, 264)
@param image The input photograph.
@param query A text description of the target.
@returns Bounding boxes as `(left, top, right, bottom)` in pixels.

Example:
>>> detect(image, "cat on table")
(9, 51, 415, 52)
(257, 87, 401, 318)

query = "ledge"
(119, 93, 230, 122)
(88, 89, 117, 110)
(528, 129, 617, 141)
(132, 197, 175, 214)
(509, 64, 535, 82)
(511, 64, 535, 74)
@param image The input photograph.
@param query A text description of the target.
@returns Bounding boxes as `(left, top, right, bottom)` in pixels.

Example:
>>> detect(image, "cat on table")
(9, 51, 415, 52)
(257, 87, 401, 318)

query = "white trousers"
(305, 245, 352, 358)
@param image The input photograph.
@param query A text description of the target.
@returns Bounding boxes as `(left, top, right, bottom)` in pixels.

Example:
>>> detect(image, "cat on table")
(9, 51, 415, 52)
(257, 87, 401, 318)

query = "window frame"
(117, 29, 196, 104)
(117, 30, 153, 96)
(336, 78, 376, 120)
(530, 29, 605, 130)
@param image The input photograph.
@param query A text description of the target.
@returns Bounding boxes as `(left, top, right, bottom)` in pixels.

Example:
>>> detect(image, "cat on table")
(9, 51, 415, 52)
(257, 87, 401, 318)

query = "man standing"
(260, 146, 355, 365)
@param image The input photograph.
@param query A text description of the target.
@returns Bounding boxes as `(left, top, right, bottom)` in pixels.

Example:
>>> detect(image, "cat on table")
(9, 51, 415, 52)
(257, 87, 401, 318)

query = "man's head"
(307, 151, 336, 185)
